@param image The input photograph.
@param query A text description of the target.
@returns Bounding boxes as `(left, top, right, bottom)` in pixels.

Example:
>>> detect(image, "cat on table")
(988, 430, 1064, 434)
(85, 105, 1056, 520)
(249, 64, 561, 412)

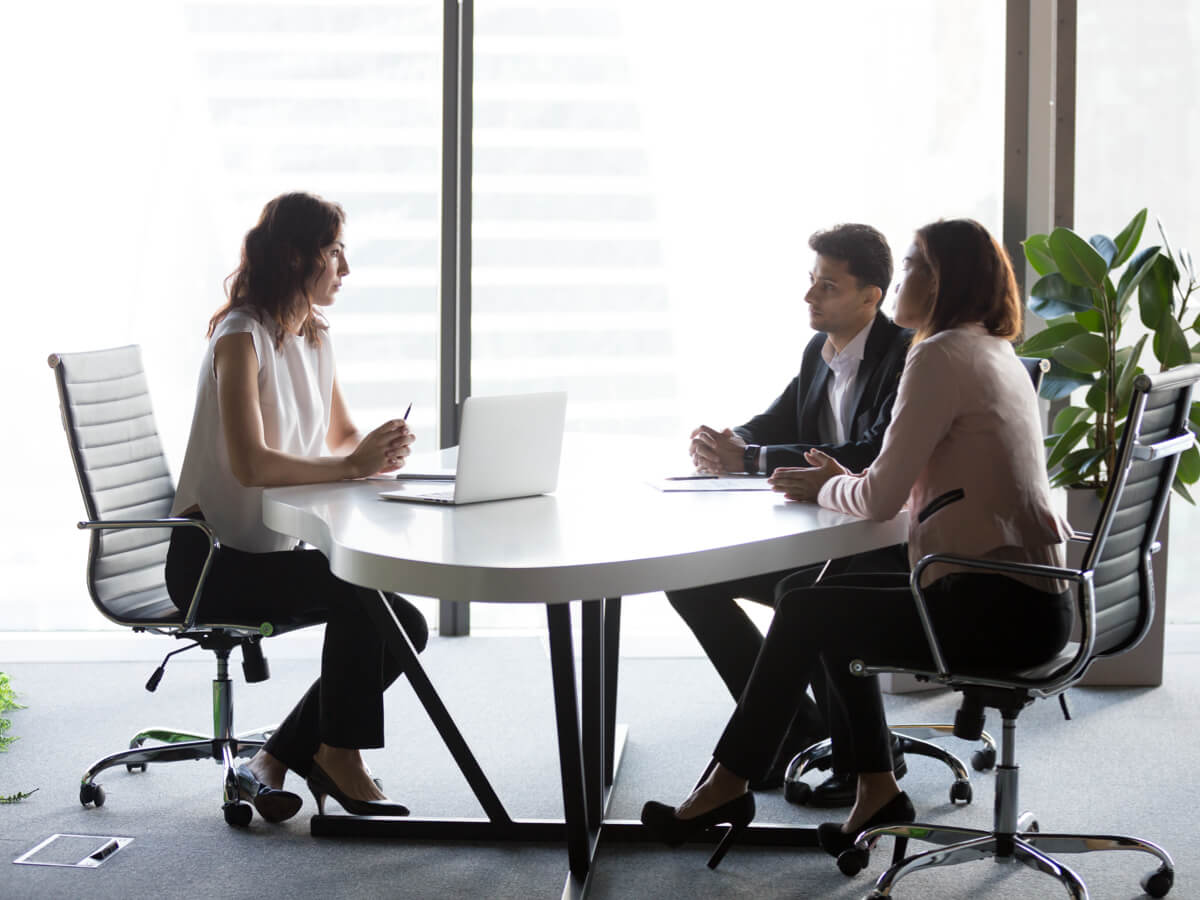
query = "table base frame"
(318, 595, 818, 898)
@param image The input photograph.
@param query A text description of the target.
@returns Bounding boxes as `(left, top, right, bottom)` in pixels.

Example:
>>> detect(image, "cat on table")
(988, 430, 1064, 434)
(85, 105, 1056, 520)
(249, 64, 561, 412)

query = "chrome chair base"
(784, 725, 995, 806)
(853, 820, 1175, 899)
(78, 656, 278, 826)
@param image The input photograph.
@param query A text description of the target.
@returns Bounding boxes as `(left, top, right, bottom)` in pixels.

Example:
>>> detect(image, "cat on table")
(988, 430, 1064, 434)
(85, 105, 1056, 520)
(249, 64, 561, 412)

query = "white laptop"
(379, 391, 567, 505)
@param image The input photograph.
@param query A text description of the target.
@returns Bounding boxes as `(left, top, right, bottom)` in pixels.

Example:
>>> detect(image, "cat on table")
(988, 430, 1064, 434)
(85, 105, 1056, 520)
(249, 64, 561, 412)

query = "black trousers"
(666, 544, 909, 775)
(713, 570, 1073, 781)
(165, 523, 429, 779)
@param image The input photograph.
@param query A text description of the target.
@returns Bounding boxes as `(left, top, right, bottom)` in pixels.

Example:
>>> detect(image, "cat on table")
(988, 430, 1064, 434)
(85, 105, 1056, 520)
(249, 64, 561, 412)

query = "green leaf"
(1075, 308, 1103, 332)
(1176, 444, 1200, 485)
(1056, 447, 1107, 486)
(1172, 477, 1195, 505)
(1138, 255, 1174, 331)
(1047, 419, 1092, 469)
(1114, 335, 1147, 410)
(1153, 316, 1192, 369)
(1049, 227, 1110, 288)
(1016, 320, 1087, 357)
(1112, 208, 1148, 267)
(1052, 405, 1091, 433)
(1085, 373, 1108, 414)
(1132, 264, 1171, 336)
(1054, 332, 1109, 373)
(1023, 234, 1057, 276)
(1189, 401, 1200, 431)
(1028, 273, 1094, 319)
(1089, 235, 1118, 267)
(1040, 362, 1093, 401)
(1116, 245, 1162, 312)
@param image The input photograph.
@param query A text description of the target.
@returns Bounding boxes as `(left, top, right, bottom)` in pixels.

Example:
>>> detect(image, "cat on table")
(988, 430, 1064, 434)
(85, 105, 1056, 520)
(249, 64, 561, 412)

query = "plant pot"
(1066, 486, 1169, 687)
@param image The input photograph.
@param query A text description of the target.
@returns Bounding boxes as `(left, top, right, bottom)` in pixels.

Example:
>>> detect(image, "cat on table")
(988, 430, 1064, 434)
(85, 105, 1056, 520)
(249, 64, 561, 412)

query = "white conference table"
(262, 437, 908, 898)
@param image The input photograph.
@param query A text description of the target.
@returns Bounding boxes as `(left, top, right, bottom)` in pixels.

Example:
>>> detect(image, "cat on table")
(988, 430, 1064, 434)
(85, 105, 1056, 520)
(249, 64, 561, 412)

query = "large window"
(465, 0, 1005, 631)
(470, 1, 1006, 434)
(5, 0, 442, 629)
(1076, 0, 1200, 623)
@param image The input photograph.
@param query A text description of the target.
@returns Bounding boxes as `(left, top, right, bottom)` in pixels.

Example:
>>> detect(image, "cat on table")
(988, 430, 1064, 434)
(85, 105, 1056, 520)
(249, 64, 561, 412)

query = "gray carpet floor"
(1, 634, 1196, 899)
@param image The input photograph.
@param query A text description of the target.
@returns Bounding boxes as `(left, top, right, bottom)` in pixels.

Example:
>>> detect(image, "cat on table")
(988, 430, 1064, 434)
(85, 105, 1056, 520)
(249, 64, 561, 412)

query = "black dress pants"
(666, 543, 909, 775)
(165, 522, 429, 779)
(714, 570, 1073, 782)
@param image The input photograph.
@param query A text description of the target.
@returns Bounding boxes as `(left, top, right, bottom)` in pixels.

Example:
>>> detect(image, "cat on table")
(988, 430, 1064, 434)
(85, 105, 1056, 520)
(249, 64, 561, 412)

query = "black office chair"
(835, 364, 1197, 899)
(50, 344, 312, 826)
(783, 358, 1050, 808)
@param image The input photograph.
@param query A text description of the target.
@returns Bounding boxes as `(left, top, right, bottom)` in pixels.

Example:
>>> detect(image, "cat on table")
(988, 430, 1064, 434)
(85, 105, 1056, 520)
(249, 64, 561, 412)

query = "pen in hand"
(403, 402, 412, 421)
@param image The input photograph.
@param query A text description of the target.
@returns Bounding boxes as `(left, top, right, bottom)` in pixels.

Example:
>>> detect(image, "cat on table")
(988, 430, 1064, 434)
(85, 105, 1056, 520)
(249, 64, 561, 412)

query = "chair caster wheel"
(971, 747, 996, 771)
(1142, 866, 1173, 898)
(837, 847, 870, 877)
(126, 763, 147, 773)
(949, 779, 972, 804)
(784, 780, 812, 806)
(80, 782, 105, 808)
(223, 801, 253, 827)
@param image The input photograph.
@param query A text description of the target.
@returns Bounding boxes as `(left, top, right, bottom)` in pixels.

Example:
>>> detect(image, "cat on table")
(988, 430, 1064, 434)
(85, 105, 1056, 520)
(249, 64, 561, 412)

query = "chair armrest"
(77, 517, 218, 630)
(1133, 432, 1195, 461)
(850, 553, 1093, 693)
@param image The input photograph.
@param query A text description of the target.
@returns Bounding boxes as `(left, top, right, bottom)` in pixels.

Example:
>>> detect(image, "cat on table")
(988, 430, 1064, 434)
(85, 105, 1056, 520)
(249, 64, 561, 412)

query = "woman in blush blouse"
(640, 218, 1074, 865)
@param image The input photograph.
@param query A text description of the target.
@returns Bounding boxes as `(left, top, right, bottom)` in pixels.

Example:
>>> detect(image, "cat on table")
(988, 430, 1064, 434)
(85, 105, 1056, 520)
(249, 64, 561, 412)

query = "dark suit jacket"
(733, 310, 912, 474)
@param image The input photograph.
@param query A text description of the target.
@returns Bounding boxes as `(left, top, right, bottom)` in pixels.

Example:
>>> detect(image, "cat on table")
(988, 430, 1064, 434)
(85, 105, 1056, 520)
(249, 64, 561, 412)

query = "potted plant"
(1015, 209, 1198, 686)
(1017, 208, 1199, 499)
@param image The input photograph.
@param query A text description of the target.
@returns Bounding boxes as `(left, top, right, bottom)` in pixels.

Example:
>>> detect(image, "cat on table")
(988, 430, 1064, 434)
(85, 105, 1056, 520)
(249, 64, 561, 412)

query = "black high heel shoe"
(234, 764, 303, 823)
(817, 791, 915, 866)
(306, 762, 410, 817)
(640, 792, 756, 869)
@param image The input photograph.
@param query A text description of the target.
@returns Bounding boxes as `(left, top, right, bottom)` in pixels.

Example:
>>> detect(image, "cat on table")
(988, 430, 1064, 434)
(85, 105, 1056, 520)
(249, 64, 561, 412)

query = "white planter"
(1067, 486, 1169, 687)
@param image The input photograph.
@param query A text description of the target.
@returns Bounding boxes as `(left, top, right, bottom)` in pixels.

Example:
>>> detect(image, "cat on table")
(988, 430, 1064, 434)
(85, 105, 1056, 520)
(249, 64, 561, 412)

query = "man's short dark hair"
(808, 223, 893, 303)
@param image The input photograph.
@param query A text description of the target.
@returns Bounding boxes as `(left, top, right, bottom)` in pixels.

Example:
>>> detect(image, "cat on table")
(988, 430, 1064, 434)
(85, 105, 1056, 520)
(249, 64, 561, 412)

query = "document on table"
(649, 474, 773, 492)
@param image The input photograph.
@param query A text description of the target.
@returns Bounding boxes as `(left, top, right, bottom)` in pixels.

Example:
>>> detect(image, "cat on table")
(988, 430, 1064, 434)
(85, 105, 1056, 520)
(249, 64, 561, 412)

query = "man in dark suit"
(671, 223, 911, 805)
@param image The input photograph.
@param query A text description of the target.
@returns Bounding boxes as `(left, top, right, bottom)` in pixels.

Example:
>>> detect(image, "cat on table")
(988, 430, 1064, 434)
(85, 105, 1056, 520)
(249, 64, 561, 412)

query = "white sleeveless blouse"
(171, 310, 335, 553)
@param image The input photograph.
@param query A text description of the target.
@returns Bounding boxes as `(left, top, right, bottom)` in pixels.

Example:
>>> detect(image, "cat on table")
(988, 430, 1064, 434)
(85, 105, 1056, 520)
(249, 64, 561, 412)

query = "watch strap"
(743, 444, 761, 475)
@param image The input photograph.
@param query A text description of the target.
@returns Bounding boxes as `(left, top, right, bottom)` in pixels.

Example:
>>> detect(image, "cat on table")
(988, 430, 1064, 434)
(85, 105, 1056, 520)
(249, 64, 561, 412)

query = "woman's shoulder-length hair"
(208, 192, 346, 350)
(912, 218, 1022, 345)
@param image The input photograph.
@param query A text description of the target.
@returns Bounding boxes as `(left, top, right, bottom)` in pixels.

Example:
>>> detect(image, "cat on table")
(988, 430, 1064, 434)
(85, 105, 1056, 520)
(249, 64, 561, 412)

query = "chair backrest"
(49, 345, 179, 624)
(1019, 356, 1050, 393)
(1079, 364, 1200, 659)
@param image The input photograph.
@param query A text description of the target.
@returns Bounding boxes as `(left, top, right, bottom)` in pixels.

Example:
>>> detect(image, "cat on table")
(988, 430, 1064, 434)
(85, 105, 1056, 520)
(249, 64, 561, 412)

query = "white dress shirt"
(754, 316, 875, 471)
(820, 316, 875, 444)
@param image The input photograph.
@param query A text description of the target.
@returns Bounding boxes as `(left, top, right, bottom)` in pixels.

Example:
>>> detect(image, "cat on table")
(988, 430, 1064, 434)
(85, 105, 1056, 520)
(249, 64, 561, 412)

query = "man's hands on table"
(689, 425, 748, 474)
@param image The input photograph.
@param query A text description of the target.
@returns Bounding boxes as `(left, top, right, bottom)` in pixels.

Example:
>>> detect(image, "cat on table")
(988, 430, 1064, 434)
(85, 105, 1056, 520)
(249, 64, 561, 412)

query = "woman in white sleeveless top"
(167, 192, 427, 823)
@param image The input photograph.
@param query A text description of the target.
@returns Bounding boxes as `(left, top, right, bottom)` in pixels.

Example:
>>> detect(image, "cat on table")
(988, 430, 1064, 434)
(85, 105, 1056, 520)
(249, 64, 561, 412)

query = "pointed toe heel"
(819, 791, 916, 863)
(306, 762, 409, 817)
(234, 764, 303, 824)
(640, 792, 756, 869)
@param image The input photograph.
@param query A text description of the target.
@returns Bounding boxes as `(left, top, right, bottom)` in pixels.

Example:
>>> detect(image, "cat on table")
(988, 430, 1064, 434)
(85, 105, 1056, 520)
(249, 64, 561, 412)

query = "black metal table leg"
(581, 599, 606, 830)
(546, 602, 593, 886)
(357, 590, 510, 823)
(604, 596, 621, 788)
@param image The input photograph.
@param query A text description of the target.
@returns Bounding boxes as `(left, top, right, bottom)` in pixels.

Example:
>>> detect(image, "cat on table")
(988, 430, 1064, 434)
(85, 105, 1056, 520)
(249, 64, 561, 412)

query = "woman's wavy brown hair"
(209, 192, 346, 349)
(912, 218, 1022, 344)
